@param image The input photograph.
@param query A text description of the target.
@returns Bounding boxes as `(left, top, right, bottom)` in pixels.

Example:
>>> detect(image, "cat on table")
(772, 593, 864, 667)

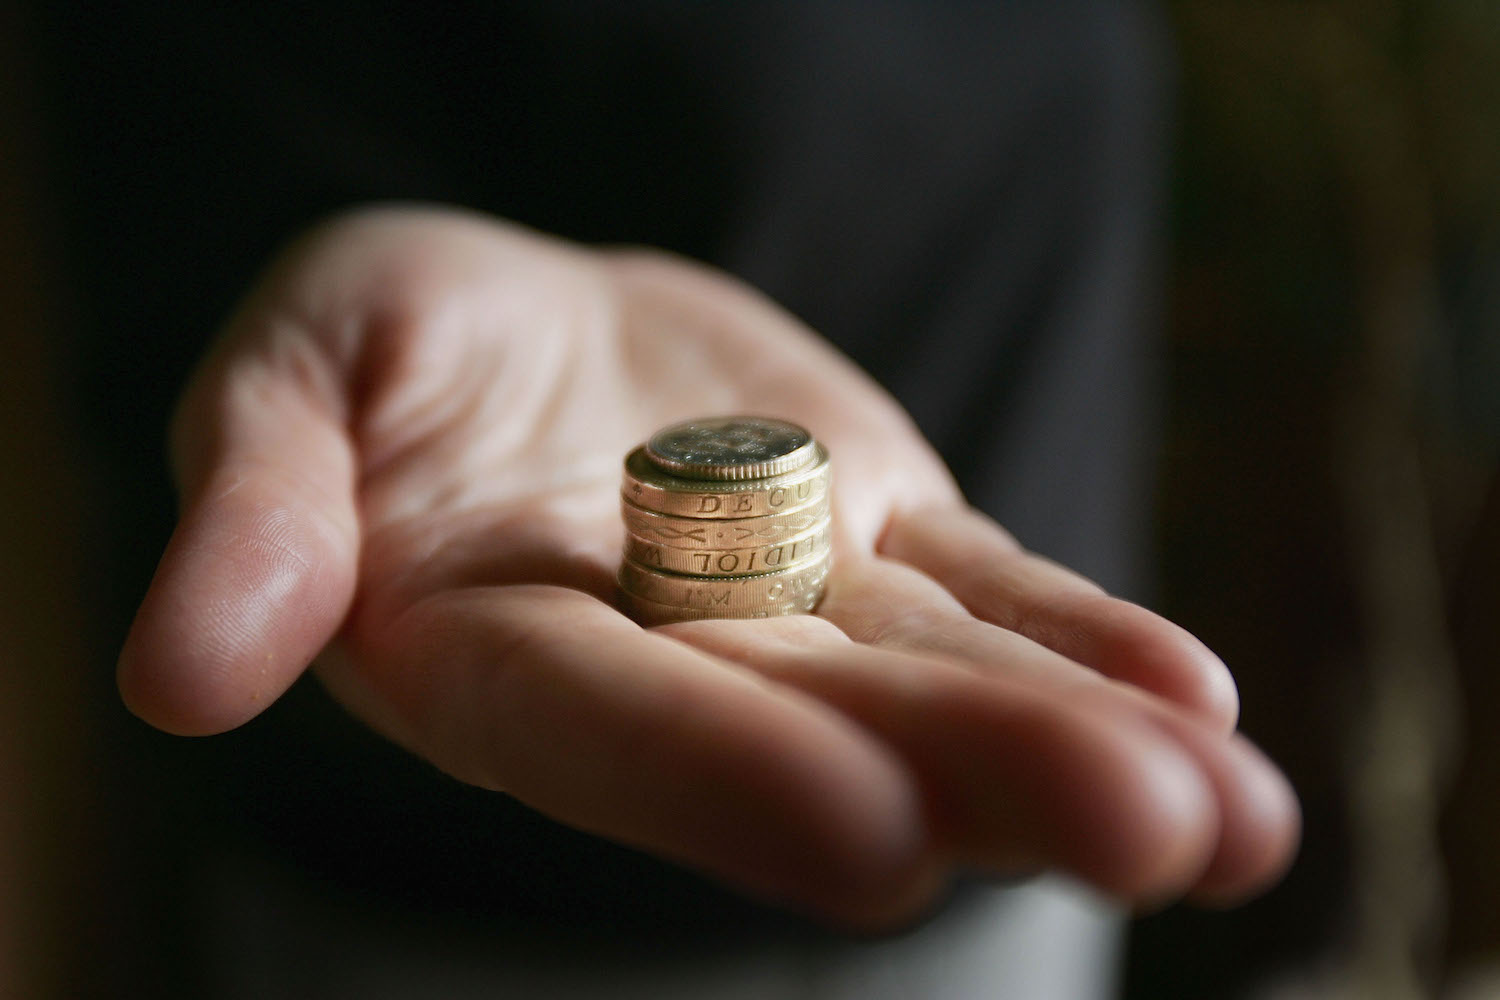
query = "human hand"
(119, 206, 1298, 926)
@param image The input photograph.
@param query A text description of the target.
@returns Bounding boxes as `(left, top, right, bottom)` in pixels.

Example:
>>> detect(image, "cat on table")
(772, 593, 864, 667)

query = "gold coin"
(621, 443, 831, 519)
(620, 587, 823, 626)
(618, 549, 831, 611)
(623, 521, 831, 578)
(621, 495, 830, 551)
(644, 416, 817, 481)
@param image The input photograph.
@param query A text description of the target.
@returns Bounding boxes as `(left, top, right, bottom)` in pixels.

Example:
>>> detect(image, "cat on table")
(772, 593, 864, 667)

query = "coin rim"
(622, 520, 832, 578)
(617, 548, 832, 610)
(622, 445, 831, 519)
(620, 494, 831, 550)
(620, 588, 823, 625)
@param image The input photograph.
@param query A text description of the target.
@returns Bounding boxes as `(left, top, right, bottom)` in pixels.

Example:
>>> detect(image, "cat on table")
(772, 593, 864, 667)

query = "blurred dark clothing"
(25, 3, 1170, 996)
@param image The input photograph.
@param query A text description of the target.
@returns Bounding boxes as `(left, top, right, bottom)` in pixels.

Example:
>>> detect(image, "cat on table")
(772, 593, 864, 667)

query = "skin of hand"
(117, 205, 1299, 928)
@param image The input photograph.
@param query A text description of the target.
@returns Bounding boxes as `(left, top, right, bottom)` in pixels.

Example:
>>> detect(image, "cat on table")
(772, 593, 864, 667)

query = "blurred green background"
(1132, 3, 1500, 998)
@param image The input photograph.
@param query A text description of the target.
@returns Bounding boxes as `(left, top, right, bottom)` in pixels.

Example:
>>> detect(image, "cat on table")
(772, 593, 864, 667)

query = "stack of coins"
(618, 416, 832, 625)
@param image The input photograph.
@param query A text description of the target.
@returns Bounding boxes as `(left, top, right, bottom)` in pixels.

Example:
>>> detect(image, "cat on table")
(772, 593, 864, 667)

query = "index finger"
(880, 505, 1240, 731)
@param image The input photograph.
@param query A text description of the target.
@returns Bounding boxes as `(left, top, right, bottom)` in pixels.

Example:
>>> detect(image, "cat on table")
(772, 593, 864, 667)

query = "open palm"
(120, 207, 1297, 925)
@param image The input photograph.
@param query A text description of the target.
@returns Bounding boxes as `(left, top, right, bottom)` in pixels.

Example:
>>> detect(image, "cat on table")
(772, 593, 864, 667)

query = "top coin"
(644, 416, 818, 481)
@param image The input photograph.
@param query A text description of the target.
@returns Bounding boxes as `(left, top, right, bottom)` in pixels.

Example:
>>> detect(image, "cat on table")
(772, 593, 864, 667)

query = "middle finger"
(817, 556, 1301, 902)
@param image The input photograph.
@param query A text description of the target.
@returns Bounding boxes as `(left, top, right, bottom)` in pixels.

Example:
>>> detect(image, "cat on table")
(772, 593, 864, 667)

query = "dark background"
(3, 2, 1498, 998)
(1134, 4, 1500, 998)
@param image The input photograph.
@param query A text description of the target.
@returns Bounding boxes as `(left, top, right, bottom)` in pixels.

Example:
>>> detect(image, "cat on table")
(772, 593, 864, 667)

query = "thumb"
(118, 316, 359, 736)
